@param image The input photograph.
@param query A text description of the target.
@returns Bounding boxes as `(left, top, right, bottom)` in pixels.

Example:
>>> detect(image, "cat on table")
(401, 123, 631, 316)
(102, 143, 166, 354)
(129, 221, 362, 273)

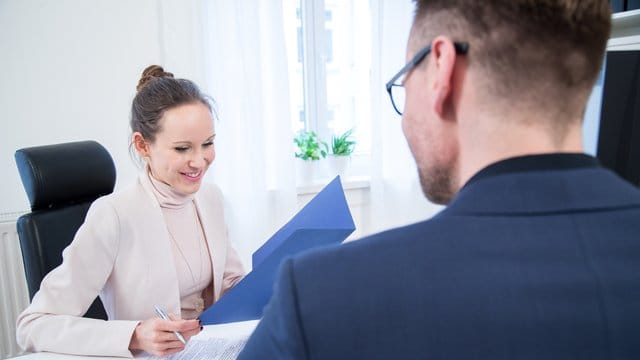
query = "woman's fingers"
(181, 325, 203, 341)
(130, 317, 195, 355)
(157, 317, 201, 334)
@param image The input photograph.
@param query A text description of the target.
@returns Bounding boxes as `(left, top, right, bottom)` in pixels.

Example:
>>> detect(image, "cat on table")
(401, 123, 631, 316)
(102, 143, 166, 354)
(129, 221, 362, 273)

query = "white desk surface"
(10, 320, 259, 360)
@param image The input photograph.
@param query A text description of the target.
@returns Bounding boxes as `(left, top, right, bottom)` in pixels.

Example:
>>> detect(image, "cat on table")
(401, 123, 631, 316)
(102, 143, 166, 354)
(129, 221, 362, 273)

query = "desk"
(10, 320, 258, 360)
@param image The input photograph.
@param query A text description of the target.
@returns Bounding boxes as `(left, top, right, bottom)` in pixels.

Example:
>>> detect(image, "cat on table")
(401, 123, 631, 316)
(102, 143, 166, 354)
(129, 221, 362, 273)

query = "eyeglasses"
(385, 42, 469, 116)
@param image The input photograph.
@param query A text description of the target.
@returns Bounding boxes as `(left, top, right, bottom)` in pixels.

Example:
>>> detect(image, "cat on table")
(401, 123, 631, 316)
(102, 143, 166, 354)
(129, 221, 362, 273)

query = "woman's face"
(136, 102, 215, 195)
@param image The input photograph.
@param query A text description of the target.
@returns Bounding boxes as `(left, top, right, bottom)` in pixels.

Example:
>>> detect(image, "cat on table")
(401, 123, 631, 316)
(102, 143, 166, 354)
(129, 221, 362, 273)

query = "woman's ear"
(132, 132, 150, 158)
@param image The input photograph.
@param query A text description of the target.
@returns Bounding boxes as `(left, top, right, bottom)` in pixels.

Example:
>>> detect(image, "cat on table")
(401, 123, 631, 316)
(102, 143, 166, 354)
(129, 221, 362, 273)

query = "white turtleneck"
(147, 171, 213, 320)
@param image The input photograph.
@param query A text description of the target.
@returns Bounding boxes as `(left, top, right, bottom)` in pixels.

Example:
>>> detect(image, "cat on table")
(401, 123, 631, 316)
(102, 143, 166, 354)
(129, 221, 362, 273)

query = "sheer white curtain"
(196, 0, 440, 264)
(199, 0, 297, 268)
(368, 0, 443, 235)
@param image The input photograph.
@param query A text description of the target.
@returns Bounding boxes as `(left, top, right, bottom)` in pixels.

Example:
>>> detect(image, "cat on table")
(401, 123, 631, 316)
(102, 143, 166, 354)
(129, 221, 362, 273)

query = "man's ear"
(430, 36, 458, 118)
(132, 132, 150, 158)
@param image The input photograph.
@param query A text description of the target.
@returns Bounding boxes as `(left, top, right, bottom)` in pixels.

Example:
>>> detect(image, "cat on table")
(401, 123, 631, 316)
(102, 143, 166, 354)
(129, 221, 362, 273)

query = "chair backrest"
(14, 140, 116, 320)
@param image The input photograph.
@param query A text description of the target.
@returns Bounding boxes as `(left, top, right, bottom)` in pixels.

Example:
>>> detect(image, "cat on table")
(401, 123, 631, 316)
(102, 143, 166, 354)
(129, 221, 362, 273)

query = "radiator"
(0, 217, 29, 359)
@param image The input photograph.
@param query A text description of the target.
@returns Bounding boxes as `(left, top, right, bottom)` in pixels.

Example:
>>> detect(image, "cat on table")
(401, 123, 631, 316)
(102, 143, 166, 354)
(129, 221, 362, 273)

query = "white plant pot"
(328, 155, 350, 178)
(296, 159, 319, 185)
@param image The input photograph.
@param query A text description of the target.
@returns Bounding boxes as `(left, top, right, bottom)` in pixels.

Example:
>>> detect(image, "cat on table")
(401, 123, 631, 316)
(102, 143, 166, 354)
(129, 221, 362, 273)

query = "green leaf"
(331, 128, 356, 156)
(293, 130, 330, 161)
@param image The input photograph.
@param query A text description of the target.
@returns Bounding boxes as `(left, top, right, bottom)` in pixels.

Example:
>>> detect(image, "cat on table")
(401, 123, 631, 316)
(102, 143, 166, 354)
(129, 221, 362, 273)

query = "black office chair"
(15, 140, 116, 320)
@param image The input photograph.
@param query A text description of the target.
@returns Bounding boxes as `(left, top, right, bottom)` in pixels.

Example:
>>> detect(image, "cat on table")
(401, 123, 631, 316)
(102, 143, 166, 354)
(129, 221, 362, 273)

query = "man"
(240, 1, 640, 358)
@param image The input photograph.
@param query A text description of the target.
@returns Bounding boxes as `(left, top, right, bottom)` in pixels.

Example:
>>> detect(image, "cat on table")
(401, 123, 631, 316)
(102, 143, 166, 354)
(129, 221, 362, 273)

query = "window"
(283, 0, 372, 156)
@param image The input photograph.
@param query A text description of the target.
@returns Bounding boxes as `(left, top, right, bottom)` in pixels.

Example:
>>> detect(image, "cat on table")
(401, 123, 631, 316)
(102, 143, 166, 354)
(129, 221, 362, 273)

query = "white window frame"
(300, 0, 331, 142)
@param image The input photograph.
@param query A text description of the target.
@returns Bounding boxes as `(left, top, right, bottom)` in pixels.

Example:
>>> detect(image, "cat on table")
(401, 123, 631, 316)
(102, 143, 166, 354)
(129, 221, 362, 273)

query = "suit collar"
(446, 154, 640, 216)
(464, 153, 600, 189)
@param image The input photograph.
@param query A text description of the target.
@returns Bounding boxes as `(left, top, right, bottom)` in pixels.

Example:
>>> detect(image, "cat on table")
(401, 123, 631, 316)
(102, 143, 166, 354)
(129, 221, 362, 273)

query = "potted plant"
(294, 130, 329, 160)
(329, 128, 356, 177)
(294, 130, 329, 183)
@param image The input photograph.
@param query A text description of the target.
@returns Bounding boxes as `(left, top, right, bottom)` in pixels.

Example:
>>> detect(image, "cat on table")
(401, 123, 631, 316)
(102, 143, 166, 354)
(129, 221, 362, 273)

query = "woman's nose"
(189, 149, 213, 168)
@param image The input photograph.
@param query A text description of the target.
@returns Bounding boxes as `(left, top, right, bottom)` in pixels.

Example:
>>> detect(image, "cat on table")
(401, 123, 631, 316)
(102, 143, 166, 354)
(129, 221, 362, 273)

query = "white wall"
(0, 0, 205, 217)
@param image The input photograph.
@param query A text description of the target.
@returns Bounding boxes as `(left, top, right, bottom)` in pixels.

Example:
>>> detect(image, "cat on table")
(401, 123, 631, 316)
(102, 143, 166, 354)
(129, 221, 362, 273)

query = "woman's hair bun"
(136, 65, 174, 92)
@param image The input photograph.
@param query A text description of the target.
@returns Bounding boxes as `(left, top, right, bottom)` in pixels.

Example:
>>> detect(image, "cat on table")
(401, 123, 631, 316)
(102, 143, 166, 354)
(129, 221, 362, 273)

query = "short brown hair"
(412, 0, 611, 118)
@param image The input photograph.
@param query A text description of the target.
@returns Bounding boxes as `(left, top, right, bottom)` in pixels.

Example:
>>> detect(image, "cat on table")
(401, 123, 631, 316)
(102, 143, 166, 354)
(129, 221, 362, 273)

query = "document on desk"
(199, 175, 356, 325)
(142, 338, 244, 360)
(139, 320, 258, 360)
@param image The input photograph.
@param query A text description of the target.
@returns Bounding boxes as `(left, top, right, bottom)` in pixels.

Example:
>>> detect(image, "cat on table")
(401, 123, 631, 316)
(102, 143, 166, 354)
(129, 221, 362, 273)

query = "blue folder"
(199, 175, 356, 324)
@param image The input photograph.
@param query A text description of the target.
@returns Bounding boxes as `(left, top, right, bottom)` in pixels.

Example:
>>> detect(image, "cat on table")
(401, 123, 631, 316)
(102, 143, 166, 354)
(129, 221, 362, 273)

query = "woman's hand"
(129, 315, 202, 356)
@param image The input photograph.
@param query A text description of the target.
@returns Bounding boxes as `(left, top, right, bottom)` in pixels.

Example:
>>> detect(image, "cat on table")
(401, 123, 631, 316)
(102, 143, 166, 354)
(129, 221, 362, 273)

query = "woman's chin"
(176, 181, 202, 195)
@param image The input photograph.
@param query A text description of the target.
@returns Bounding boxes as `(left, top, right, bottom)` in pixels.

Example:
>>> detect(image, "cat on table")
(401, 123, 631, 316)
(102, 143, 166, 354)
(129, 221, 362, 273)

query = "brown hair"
(131, 65, 213, 144)
(412, 0, 611, 120)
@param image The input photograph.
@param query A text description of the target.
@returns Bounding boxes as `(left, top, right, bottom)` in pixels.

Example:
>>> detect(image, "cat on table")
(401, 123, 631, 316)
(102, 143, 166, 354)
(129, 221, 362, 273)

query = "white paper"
(138, 320, 258, 360)
(142, 338, 246, 360)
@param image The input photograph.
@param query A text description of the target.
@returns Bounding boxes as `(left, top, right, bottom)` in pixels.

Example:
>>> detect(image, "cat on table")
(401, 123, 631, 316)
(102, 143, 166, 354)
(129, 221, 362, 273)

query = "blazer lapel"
(137, 173, 182, 315)
(193, 192, 226, 302)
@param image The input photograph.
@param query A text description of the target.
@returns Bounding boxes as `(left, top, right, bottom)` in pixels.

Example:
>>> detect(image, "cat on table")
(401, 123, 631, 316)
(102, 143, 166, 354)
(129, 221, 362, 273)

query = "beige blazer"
(16, 174, 245, 358)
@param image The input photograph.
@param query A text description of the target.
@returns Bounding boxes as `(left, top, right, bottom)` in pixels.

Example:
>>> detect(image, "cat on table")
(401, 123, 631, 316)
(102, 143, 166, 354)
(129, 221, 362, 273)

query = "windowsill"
(612, 8, 640, 23)
(296, 175, 371, 195)
(611, 9, 640, 38)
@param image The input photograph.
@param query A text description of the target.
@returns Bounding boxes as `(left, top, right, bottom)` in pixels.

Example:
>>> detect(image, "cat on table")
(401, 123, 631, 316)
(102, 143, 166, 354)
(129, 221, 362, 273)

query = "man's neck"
(457, 120, 584, 189)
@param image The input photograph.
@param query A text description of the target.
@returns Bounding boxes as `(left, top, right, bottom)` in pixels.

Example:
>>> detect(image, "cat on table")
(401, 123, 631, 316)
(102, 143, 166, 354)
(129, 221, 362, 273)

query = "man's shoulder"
(449, 164, 640, 215)
(291, 217, 448, 271)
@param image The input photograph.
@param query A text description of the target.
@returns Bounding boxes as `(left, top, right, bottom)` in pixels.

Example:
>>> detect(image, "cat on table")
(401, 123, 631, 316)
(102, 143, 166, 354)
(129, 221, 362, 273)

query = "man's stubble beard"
(417, 163, 457, 205)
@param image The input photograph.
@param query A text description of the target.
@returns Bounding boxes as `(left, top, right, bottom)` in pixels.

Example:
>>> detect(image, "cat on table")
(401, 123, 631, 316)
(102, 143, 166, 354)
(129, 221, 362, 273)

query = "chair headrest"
(15, 140, 116, 211)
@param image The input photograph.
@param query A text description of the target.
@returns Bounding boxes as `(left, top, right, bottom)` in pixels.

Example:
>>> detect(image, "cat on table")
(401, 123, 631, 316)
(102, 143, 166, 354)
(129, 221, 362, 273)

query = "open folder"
(199, 175, 356, 325)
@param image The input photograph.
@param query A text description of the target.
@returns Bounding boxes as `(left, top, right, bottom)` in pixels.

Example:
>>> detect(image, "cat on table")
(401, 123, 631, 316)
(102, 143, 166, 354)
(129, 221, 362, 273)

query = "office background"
(0, 0, 443, 263)
(0, 2, 435, 356)
(0, 1, 638, 358)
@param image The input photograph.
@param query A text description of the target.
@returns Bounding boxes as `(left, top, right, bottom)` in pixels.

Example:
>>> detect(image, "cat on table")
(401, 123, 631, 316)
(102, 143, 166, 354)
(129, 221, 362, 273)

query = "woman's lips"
(181, 170, 203, 182)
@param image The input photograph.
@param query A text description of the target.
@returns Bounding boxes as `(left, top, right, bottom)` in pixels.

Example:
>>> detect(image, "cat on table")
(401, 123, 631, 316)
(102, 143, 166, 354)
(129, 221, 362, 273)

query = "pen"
(153, 305, 187, 345)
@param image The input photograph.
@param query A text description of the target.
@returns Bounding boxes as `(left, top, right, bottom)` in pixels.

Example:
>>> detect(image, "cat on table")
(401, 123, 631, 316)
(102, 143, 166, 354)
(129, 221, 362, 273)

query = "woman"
(16, 65, 245, 357)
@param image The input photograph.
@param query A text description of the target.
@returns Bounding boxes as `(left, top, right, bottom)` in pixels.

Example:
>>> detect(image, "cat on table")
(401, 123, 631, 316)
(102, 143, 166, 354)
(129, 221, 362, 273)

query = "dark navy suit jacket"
(239, 154, 640, 359)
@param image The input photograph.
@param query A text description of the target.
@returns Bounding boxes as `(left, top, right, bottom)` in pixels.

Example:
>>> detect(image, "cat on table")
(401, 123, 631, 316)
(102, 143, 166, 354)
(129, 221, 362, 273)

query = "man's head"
(399, 0, 611, 204)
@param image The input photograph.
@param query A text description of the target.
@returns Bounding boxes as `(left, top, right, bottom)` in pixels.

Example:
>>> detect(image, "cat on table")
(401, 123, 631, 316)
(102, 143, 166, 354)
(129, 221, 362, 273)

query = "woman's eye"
(203, 141, 214, 147)
(174, 147, 189, 152)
